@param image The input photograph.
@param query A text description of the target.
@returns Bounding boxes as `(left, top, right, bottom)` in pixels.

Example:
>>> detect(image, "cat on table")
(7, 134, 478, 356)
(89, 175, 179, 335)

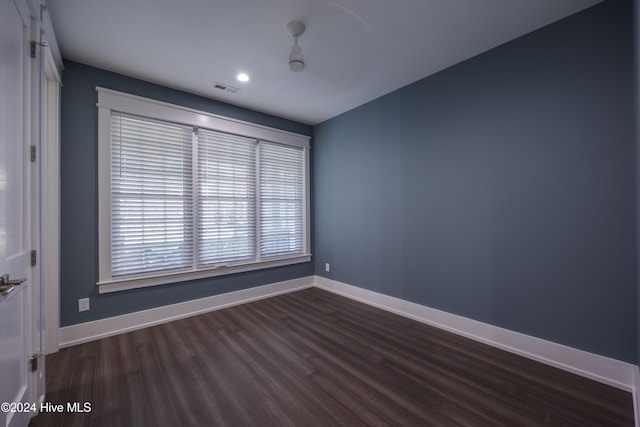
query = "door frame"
(41, 45, 61, 356)
(37, 1, 63, 359)
(26, 0, 63, 410)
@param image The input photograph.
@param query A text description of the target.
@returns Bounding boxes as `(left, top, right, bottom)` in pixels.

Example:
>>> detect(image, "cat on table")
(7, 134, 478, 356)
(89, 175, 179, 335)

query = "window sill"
(97, 255, 312, 294)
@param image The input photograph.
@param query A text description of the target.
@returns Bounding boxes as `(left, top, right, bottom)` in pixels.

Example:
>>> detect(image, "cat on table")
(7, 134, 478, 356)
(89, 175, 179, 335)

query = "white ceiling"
(47, 0, 603, 126)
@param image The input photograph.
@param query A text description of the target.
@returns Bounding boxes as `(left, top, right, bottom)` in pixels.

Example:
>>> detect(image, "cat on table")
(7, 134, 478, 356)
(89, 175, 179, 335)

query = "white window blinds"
(197, 129, 256, 265)
(110, 113, 193, 277)
(259, 142, 305, 258)
(98, 88, 310, 292)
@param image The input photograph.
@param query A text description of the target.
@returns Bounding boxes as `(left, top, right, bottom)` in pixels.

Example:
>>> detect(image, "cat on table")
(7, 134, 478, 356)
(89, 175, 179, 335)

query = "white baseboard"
(58, 273, 636, 398)
(59, 276, 314, 348)
(314, 275, 637, 393)
(634, 366, 640, 427)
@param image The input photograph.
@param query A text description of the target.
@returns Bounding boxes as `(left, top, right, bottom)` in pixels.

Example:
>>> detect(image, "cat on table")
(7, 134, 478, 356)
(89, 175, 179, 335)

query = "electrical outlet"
(325, 263, 330, 272)
(78, 298, 90, 312)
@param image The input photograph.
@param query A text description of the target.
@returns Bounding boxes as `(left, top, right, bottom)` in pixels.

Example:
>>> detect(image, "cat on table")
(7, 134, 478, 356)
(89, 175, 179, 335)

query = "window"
(197, 129, 256, 265)
(111, 113, 194, 277)
(97, 88, 310, 293)
(259, 142, 305, 257)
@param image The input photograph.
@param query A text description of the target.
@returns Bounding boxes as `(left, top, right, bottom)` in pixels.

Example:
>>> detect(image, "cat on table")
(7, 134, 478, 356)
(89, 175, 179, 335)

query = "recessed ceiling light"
(236, 73, 250, 82)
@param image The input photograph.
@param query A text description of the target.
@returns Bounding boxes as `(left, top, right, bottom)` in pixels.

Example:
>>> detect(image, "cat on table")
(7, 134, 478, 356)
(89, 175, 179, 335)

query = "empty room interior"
(3, 0, 640, 426)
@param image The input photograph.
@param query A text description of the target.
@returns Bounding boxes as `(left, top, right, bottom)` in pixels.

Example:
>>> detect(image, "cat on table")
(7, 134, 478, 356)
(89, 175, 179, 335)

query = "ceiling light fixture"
(287, 21, 306, 72)
(236, 73, 250, 82)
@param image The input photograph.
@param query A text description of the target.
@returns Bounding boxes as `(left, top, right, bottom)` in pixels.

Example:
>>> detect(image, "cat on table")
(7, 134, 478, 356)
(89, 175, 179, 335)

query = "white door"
(0, 0, 34, 426)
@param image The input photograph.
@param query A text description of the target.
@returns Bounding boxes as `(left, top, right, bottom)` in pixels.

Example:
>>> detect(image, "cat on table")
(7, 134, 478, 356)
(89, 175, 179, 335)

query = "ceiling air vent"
(214, 82, 240, 94)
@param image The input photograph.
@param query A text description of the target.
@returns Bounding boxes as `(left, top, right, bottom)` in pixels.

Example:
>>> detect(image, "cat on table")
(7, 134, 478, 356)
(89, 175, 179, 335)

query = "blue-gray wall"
(60, 61, 313, 326)
(314, 0, 637, 362)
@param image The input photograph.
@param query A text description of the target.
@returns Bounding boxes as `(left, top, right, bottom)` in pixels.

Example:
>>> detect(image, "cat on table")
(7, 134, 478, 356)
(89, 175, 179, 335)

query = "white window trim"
(97, 87, 311, 294)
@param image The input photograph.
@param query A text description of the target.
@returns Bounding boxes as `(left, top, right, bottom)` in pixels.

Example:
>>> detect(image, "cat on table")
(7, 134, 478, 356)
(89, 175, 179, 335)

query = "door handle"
(0, 274, 26, 296)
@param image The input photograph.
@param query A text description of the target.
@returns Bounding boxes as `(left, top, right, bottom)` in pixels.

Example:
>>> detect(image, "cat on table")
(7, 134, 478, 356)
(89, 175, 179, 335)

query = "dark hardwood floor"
(30, 288, 634, 426)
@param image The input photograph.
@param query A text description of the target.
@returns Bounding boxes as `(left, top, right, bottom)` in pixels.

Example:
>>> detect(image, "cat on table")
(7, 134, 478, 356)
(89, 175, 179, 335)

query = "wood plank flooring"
(30, 288, 634, 426)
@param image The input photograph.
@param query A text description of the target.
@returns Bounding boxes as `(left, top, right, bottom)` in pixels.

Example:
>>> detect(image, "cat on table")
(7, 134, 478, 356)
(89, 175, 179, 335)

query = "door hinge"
(30, 354, 38, 372)
(30, 40, 48, 59)
(30, 250, 37, 267)
(30, 145, 36, 162)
